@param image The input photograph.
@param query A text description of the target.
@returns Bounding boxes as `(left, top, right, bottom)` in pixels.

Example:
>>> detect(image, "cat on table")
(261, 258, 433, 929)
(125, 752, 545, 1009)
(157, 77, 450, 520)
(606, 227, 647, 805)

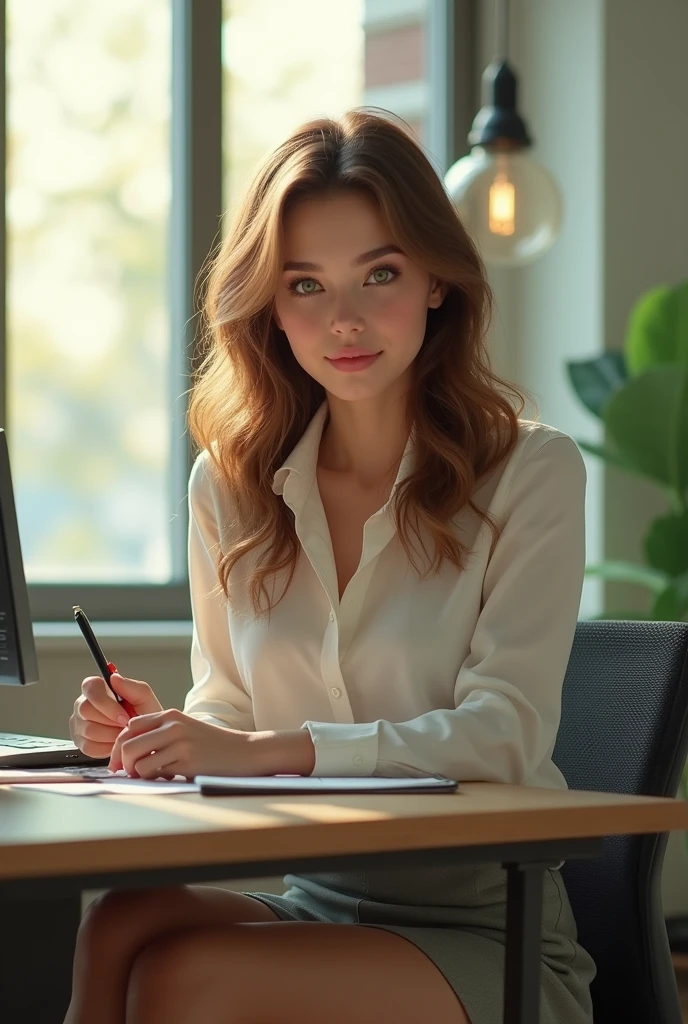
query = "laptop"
(0, 427, 109, 769)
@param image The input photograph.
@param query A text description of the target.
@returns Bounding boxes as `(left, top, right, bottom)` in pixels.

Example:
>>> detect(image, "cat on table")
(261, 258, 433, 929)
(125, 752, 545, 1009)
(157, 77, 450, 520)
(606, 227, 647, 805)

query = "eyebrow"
(282, 244, 405, 273)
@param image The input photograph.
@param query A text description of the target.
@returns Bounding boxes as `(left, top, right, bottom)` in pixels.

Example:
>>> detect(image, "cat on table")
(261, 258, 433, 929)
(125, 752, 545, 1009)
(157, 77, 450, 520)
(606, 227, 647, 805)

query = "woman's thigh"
(76, 884, 281, 968)
(67, 887, 283, 1024)
(84, 884, 280, 935)
(126, 921, 471, 1024)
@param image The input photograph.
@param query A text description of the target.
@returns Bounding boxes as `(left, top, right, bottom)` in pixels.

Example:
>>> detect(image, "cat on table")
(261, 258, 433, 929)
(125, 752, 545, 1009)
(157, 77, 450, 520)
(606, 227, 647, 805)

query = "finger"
(76, 696, 129, 729)
(79, 720, 123, 744)
(120, 726, 174, 778)
(77, 740, 114, 759)
(109, 732, 125, 772)
(107, 713, 161, 769)
(118, 711, 166, 735)
(108, 673, 163, 717)
(81, 676, 131, 725)
(131, 742, 185, 780)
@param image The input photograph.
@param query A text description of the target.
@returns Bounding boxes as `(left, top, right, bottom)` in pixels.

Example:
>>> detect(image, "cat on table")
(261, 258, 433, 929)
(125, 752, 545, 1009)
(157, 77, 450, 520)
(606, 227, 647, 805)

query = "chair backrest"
(552, 619, 688, 1024)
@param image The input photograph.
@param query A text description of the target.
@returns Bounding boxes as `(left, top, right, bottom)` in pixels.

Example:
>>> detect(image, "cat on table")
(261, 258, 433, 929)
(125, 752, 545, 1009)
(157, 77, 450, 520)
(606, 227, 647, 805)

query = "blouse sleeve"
(182, 451, 255, 732)
(300, 436, 587, 782)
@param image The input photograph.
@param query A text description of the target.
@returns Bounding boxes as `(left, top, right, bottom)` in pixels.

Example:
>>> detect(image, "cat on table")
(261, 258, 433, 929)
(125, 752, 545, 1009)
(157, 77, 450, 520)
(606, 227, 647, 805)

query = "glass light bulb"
(444, 146, 563, 268)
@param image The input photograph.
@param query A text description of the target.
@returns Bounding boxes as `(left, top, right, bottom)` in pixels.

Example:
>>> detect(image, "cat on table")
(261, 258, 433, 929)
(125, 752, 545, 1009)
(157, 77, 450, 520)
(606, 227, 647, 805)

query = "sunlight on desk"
(102, 792, 391, 826)
(101, 793, 285, 828)
(266, 802, 386, 823)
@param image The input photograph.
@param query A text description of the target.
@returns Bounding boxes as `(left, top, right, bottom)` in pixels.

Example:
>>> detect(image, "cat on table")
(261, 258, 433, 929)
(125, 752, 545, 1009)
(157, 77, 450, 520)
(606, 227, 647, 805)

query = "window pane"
(222, 0, 430, 216)
(6, 0, 173, 583)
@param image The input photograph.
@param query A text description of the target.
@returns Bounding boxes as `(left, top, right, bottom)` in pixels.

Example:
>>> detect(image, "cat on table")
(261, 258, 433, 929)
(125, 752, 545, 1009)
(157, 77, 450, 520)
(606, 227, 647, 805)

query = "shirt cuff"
(300, 721, 379, 776)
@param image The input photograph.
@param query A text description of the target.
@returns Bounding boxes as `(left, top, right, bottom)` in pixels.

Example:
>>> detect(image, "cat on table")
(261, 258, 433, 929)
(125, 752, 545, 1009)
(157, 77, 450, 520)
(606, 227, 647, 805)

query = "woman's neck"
(317, 397, 411, 488)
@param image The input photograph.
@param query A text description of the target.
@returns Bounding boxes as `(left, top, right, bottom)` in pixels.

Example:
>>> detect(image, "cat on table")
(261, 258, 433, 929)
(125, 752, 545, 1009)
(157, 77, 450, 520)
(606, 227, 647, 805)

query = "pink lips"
(328, 348, 377, 360)
(327, 352, 382, 373)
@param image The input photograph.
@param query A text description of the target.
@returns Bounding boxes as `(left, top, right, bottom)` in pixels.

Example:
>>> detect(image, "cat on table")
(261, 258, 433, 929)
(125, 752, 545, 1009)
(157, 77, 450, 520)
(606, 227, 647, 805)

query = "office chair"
(552, 618, 688, 1024)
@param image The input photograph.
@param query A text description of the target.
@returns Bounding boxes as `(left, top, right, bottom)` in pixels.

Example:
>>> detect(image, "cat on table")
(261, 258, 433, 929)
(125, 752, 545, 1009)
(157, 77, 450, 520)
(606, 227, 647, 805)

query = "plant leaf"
(603, 366, 688, 491)
(565, 352, 628, 418)
(584, 561, 668, 592)
(575, 441, 684, 504)
(651, 579, 688, 621)
(625, 280, 688, 373)
(575, 440, 641, 475)
(644, 511, 688, 576)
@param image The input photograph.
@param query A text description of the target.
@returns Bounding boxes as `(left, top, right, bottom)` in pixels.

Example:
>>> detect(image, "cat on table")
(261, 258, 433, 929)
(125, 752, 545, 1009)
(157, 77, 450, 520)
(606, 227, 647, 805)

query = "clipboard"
(195, 775, 459, 796)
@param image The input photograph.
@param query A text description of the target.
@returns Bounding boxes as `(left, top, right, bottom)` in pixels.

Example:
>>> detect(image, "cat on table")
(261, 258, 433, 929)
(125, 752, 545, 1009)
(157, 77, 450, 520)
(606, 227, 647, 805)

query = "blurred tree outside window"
(6, 0, 172, 584)
(221, 0, 429, 227)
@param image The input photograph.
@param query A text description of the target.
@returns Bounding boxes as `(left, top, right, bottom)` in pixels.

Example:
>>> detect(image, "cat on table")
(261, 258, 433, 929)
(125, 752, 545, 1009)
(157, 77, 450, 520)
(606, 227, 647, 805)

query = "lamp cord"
(495, 0, 509, 60)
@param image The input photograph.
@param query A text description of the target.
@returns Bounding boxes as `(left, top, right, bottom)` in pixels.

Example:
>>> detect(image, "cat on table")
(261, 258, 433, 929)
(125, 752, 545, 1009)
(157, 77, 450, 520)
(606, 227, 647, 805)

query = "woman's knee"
(82, 886, 175, 928)
(77, 887, 184, 957)
(79, 884, 279, 952)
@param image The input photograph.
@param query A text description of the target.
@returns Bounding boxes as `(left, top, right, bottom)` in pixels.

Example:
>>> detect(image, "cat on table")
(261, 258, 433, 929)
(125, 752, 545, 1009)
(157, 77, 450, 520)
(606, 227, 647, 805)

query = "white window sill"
(33, 621, 193, 654)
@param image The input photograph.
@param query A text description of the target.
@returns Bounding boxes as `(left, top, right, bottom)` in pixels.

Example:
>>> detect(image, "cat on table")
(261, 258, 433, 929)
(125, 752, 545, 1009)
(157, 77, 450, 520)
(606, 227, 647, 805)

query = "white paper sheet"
(10, 774, 200, 795)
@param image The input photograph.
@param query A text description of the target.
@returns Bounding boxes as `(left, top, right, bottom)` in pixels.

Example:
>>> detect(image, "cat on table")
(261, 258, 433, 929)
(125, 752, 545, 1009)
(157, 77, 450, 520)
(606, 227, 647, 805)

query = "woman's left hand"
(108, 709, 257, 780)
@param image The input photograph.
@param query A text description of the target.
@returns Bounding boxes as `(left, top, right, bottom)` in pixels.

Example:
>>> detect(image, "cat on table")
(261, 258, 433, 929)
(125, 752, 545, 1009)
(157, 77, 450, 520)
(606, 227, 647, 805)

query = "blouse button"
(329, 611, 335, 622)
(331, 687, 341, 698)
(353, 755, 363, 766)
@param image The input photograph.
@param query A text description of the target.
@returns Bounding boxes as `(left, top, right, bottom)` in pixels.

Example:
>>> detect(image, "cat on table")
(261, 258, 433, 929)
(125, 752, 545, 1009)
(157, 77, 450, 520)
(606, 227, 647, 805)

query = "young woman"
(66, 108, 596, 1024)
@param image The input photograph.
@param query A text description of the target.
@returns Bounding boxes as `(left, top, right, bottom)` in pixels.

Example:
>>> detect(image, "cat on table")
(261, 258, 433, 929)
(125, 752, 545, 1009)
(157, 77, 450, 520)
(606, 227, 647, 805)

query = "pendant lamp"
(444, 0, 563, 267)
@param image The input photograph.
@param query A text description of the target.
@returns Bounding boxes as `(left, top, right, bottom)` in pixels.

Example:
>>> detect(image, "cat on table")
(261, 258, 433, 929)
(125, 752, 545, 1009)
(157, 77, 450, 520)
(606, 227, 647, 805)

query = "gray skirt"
(241, 861, 596, 1024)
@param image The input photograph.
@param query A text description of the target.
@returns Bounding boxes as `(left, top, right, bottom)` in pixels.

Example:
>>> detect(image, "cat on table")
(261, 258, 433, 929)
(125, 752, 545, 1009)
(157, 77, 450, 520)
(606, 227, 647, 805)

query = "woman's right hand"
(69, 672, 164, 761)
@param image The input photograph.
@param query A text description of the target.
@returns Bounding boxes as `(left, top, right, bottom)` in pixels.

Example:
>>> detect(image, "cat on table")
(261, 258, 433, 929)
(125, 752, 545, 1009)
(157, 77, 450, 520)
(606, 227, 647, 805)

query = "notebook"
(195, 775, 459, 796)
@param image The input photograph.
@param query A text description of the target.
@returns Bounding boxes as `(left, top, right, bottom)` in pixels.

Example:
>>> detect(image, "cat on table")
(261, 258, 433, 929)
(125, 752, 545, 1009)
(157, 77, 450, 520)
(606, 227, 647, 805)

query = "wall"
(475, 0, 605, 622)
(477, 0, 688, 913)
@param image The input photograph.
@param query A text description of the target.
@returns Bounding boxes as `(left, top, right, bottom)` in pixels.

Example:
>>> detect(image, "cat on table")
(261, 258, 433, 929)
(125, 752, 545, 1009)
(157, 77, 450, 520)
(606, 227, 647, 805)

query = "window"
(7, 0, 173, 587)
(3, 0, 471, 623)
(222, 0, 435, 212)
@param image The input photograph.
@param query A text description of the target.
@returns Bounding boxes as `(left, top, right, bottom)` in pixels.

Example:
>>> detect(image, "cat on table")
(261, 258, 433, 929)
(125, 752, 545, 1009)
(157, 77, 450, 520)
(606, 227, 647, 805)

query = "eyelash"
(287, 263, 401, 298)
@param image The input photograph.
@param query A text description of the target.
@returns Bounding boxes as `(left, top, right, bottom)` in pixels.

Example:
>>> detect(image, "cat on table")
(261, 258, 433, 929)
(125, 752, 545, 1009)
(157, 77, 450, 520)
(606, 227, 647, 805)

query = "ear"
(428, 277, 447, 309)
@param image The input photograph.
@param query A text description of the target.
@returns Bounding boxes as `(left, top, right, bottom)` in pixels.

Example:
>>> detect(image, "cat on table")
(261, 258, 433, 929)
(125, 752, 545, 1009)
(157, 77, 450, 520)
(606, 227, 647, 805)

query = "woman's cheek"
(385, 294, 429, 339)
(281, 304, 323, 340)
(284, 325, 326, 375)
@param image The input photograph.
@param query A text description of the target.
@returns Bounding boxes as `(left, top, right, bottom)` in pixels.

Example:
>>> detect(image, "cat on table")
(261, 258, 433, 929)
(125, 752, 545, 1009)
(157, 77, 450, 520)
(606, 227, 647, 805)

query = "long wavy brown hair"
(187, 108, 536, 619)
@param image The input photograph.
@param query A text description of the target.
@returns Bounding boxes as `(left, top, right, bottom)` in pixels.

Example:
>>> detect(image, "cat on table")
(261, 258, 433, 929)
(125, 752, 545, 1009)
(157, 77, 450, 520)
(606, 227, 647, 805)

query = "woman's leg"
(125, 921, 471, 1024)
(63, 885, 281, 1024)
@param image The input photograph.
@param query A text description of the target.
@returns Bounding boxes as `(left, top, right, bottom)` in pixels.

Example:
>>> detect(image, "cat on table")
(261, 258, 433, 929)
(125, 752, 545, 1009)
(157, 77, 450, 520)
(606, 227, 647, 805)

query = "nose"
(330, 301, 365, 335)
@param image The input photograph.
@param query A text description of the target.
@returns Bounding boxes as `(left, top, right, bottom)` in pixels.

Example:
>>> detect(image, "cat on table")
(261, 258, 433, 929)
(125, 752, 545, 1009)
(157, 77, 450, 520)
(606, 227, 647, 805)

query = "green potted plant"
(565, 278, 688, 950)
(566, 278, 688, 624)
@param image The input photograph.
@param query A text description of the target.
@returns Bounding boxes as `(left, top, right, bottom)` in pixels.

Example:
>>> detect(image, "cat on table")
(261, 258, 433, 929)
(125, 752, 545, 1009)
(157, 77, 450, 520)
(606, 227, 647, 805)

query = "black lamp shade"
(468, 60, 533, 150)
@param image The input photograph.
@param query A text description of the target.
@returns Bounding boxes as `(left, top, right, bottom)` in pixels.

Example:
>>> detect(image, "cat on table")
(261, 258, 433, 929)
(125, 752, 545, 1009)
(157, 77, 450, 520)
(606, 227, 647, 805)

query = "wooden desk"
(1, 781, 687, 1024)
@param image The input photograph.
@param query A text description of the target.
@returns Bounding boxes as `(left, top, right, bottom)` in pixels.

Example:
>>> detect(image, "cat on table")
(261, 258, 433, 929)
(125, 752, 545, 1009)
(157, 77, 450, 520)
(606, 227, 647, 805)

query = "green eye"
(288, 263, 401, 297)
(372, 268, 392, 283)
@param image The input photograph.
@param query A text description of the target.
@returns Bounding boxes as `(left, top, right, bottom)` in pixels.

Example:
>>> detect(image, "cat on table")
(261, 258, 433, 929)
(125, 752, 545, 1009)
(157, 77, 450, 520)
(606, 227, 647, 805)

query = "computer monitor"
(0, 429, 108, 768)
(0, 427, 39, 688)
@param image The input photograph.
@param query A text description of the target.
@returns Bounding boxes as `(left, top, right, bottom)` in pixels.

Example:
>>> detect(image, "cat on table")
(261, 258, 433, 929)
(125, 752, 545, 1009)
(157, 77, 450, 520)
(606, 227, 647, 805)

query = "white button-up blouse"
(183, 399, 587, 791)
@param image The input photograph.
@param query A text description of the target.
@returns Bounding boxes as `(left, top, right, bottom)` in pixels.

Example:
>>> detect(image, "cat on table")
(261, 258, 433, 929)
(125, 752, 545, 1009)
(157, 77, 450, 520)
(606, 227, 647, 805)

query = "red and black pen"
(72, 605, 137, 719)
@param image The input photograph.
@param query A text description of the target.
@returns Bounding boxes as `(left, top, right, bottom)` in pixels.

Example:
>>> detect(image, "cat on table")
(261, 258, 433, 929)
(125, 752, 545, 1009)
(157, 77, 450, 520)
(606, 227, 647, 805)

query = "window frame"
(427, 0, 479, 175)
